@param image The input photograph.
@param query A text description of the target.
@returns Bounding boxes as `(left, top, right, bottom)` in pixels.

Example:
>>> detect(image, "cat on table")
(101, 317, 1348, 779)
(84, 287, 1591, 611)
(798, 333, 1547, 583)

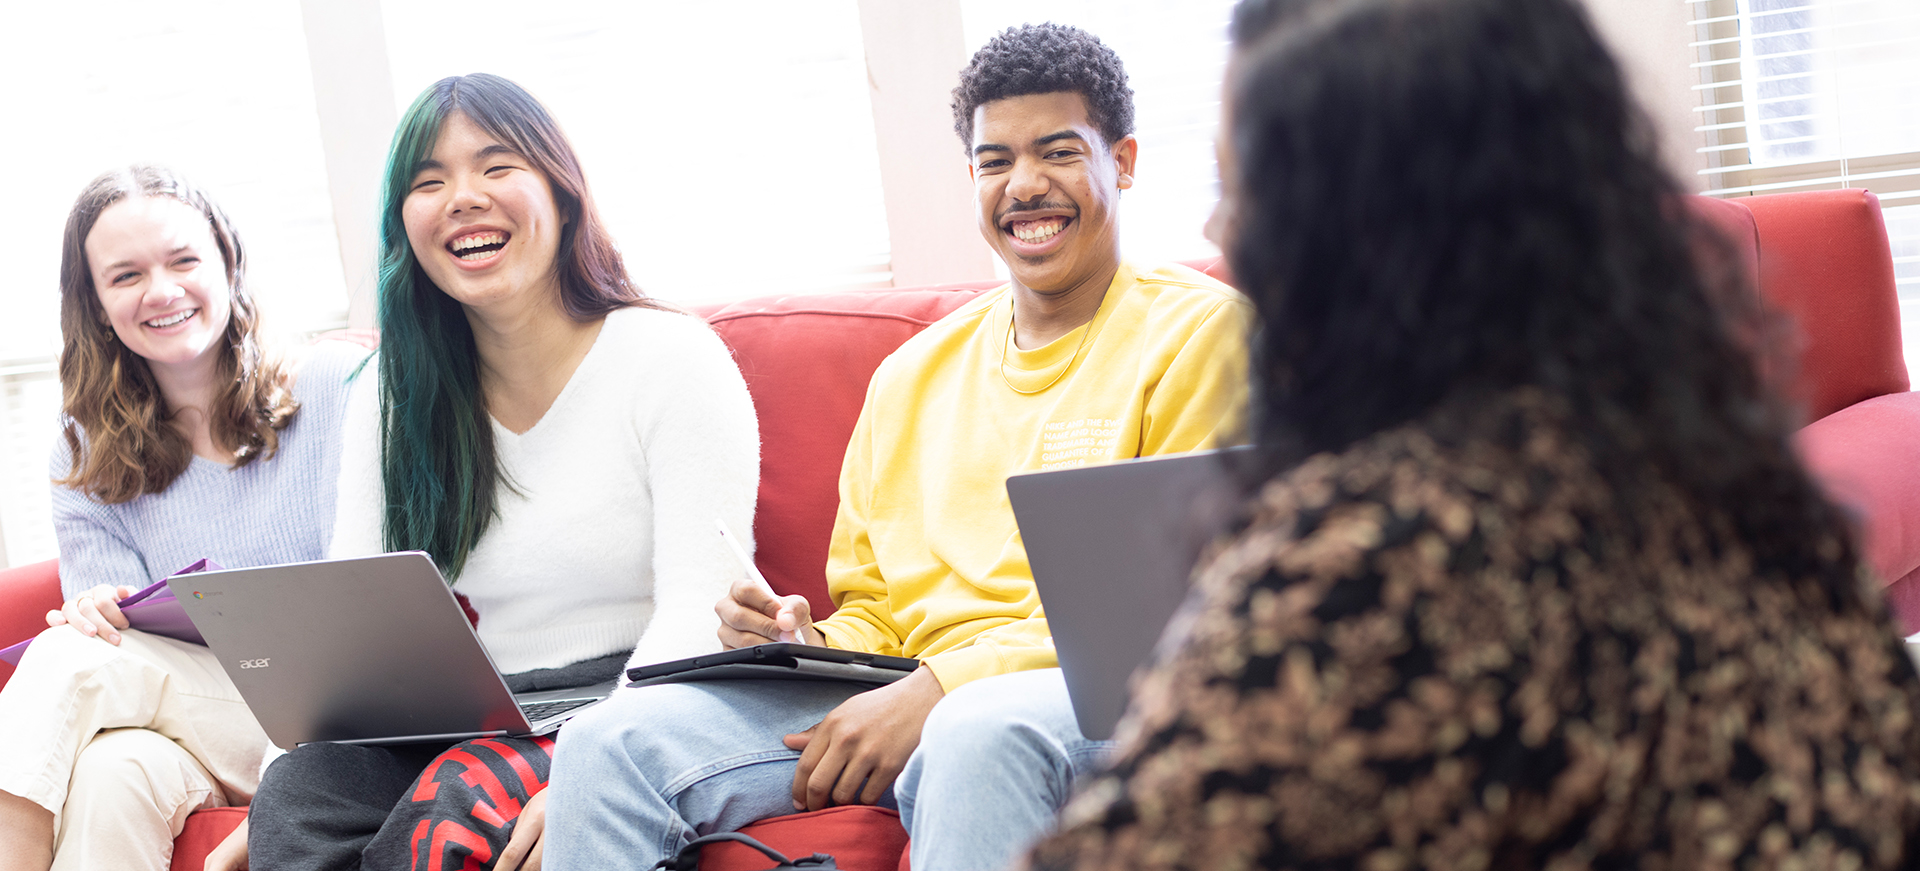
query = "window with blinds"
(960, 0, 1239, 270)
(1688, 0, 1920, 381)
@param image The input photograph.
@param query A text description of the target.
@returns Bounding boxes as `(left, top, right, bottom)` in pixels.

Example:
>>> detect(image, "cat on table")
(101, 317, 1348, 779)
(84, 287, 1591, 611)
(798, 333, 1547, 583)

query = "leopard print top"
(1027, 392, 1920, 871)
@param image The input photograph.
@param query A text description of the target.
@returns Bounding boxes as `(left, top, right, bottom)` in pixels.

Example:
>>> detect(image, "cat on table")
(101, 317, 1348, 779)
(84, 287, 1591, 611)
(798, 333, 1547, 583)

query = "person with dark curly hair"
(1022, 0, 1920, 868)
(950, 21, 1136, 159)
(545, 23, 1251, 871)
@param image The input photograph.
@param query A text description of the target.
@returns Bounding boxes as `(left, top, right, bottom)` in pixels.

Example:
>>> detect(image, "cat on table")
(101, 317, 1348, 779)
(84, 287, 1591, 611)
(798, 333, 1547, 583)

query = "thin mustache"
(996, 199, 1076, 224)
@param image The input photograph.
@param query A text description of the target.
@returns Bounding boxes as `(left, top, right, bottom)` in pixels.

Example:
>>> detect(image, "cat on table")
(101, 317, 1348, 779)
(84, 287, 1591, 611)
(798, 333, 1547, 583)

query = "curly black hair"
(1225, 0, 1870, 601)
(951, 23, 1135, 153)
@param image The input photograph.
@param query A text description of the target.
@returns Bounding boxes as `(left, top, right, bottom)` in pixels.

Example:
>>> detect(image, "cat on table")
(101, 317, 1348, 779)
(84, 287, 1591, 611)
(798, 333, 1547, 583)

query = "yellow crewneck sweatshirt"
(811, 262, 1252, 691)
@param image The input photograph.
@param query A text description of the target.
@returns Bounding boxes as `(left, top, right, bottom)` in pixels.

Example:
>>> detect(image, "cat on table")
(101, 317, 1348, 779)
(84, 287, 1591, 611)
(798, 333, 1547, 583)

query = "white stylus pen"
(716, 518, 801, 643)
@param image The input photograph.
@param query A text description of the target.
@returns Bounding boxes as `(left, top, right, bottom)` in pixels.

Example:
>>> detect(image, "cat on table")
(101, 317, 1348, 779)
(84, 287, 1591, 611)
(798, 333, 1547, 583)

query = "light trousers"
(544, 668, 1110, 871)
(0, 626, 271, 871)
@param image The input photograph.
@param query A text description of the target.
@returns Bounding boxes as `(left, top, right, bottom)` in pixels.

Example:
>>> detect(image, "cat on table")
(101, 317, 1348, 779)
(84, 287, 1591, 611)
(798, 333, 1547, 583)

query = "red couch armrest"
(0, 559, 61, 690)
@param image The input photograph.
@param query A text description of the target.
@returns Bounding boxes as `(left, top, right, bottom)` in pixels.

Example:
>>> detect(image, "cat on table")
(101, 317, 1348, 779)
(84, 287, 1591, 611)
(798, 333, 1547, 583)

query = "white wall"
(1582, 0, 1711, 188)
(300, 0, 399, 330)
(857, 0, 999, 287)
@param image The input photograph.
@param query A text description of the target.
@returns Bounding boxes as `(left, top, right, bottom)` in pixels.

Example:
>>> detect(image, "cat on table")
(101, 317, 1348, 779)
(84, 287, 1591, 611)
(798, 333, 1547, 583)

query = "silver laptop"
(167, 552, 611, 748)
(1006, 448, 1245, 740)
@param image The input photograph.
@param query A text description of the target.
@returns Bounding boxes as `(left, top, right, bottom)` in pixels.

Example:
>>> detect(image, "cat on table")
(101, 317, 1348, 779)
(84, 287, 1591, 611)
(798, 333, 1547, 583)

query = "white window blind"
(0, 364, 59, 570)
(380, 0, 894, 304)
(1688, 0, 1920, 382)
(960, 0, 1239, 271)
(2, 0, 349, 568)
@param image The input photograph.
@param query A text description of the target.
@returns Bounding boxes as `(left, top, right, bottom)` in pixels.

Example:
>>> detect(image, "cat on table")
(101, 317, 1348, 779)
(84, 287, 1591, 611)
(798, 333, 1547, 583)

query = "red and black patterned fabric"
(364, 736, 555, 871)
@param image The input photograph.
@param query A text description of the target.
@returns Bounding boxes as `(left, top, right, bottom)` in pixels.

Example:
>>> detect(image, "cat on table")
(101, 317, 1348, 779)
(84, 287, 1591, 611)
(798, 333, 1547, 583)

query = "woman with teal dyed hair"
(208, 74, 761, 871)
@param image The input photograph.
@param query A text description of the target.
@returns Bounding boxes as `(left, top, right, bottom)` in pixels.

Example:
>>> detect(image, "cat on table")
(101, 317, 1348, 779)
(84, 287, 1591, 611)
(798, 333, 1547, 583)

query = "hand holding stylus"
(715, 519, 815, 648)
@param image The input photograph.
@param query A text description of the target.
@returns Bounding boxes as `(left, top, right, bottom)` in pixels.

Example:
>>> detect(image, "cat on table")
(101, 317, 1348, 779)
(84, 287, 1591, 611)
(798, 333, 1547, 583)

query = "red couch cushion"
(0, 559, 60, 691)
(707, 806, 910, 871)
(1796, 390, 1920, 630)
(693, 285, 993, 607)
(1743, 190, 1908, 422)
(170, 806, 245, 871)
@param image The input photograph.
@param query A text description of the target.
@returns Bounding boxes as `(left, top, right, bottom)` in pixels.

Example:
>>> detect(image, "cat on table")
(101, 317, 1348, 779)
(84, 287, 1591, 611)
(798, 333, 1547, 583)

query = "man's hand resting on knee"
(784, 667, 945, 811)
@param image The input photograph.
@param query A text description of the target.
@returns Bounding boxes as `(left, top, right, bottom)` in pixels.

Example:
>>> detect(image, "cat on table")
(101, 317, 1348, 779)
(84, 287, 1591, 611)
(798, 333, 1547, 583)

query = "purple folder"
(0, 558, 223, 667)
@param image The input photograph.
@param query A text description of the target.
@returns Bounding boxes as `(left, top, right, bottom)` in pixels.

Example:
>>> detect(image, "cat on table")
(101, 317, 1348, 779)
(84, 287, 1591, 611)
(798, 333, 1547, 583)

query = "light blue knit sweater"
(49, 342, 365, 601)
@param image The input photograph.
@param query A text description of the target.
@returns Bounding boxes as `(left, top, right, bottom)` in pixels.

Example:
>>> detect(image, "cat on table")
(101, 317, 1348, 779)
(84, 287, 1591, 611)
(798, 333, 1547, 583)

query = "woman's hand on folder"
(45, 584, 136, 645)
(717, 577, 817, 649)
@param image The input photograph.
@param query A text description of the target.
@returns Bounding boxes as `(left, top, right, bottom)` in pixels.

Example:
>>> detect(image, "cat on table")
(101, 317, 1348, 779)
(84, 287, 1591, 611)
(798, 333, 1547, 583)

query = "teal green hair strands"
(374, 82, 500, 580)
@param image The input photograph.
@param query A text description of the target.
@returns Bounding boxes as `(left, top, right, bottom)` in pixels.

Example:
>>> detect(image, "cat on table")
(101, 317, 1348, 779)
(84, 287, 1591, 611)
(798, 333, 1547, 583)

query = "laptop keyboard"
(518, 698, 597, 722)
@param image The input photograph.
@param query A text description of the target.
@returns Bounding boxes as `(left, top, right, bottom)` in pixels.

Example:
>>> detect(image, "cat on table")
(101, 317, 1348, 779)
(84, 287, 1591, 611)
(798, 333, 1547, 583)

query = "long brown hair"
(56, 165, 297, 503)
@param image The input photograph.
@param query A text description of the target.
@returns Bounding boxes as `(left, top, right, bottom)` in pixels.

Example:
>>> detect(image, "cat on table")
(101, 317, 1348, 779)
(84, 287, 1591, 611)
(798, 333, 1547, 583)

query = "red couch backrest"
(1691, 191, 1906, 424)
(0, 559, 58, 687)
(1696, 191, 1908, 426)
(1743, 190, 1908, 422)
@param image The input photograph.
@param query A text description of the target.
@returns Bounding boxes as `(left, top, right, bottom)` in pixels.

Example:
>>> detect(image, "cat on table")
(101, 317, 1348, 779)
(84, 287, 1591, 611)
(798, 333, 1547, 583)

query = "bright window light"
(380, 0, 894, 305)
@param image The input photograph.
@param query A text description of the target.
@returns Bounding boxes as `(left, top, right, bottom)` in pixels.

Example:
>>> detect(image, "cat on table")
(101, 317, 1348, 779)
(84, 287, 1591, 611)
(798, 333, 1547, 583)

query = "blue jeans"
(544, 668, 1109, 871)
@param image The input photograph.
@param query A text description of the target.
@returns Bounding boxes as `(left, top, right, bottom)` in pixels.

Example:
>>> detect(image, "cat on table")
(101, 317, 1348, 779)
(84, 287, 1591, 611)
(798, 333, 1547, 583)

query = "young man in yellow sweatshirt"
(546, 23, 1251, 871)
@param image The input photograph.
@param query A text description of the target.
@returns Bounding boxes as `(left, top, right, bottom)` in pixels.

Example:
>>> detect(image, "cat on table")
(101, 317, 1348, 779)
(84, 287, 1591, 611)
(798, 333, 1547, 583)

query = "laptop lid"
(168, 552, 566, 747)
(1006, 448, 1243, 740)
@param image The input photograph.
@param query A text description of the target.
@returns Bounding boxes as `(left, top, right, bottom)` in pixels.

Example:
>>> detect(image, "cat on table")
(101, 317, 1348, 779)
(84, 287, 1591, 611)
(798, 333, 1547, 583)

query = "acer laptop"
(169, 552, 611, 748)
(1006, 447, 1245, 740)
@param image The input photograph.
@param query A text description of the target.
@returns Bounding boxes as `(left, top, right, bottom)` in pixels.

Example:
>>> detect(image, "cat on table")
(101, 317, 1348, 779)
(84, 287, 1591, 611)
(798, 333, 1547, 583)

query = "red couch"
(2, 191, 1916, 868)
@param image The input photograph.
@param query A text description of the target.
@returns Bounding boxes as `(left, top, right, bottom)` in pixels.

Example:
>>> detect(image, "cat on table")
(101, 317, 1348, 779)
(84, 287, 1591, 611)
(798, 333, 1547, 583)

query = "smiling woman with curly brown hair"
(1025, 0, 1920, 868)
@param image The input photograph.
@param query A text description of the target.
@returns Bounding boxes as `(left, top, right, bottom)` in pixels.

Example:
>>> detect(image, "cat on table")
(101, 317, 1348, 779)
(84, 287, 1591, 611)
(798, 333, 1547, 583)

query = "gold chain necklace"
(1000, 301, 1096, 395)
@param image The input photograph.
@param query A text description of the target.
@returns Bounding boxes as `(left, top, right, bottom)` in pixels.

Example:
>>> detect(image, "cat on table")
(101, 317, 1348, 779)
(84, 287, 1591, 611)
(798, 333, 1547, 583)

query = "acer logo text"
(239, 659, 271, 669)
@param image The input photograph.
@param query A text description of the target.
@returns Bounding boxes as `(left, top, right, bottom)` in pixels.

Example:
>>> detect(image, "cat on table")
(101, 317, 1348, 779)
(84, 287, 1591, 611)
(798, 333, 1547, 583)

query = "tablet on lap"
(625, 642, 919, 688)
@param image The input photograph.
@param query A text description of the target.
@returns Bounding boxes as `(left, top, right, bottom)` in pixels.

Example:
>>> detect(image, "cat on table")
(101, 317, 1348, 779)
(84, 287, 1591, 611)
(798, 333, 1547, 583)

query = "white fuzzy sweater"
(328, 307, 760, 674)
